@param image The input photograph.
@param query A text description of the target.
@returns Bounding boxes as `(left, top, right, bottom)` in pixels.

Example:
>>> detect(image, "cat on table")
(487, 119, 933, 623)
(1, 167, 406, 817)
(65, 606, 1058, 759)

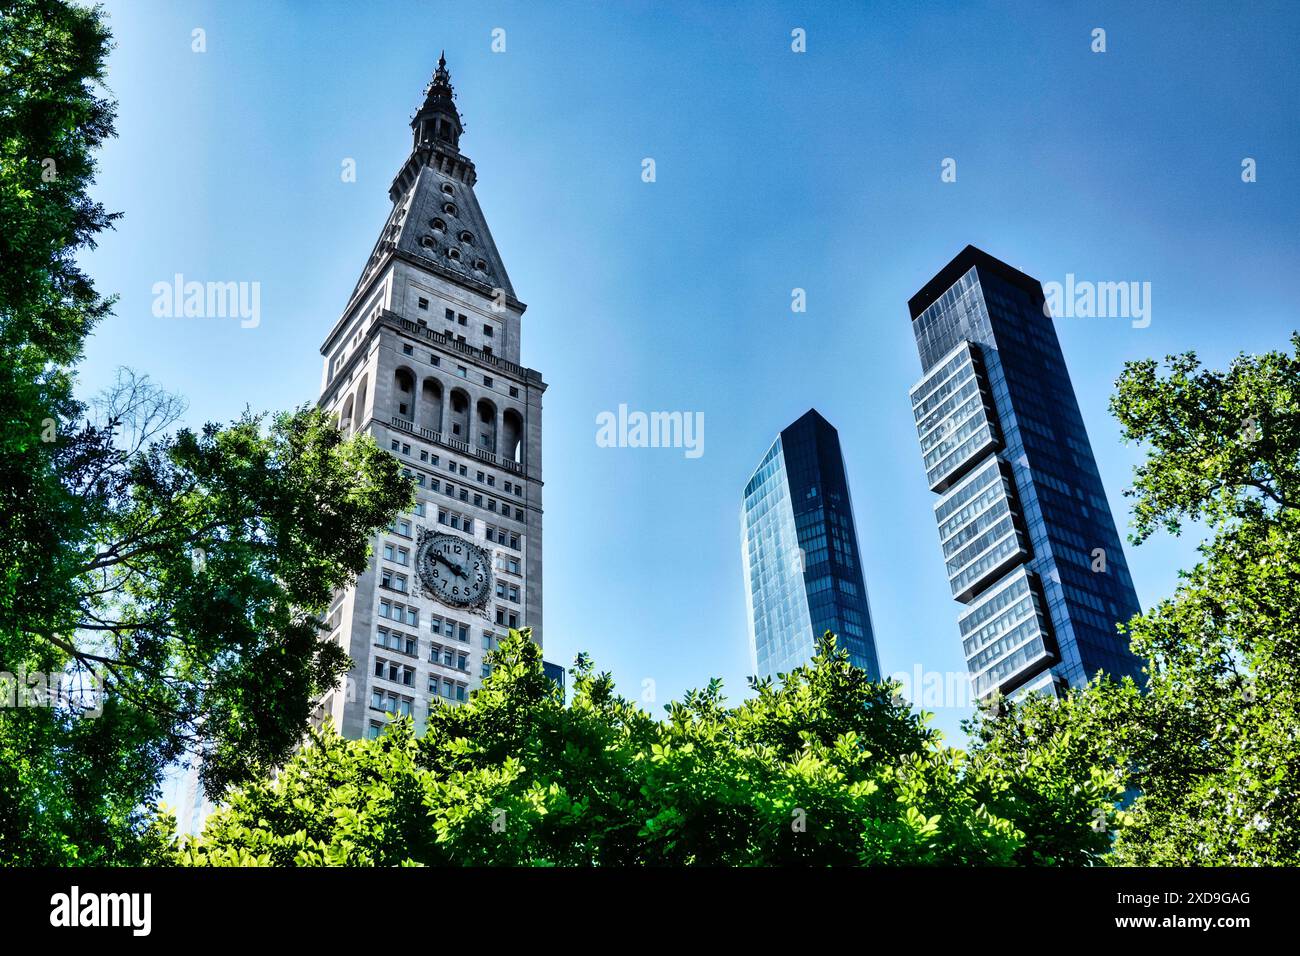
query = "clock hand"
(434, 552, 466, 578)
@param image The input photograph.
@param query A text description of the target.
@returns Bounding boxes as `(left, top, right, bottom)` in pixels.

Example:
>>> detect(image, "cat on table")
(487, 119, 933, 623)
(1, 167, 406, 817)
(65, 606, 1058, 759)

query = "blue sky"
(83, 0, 1300, 743)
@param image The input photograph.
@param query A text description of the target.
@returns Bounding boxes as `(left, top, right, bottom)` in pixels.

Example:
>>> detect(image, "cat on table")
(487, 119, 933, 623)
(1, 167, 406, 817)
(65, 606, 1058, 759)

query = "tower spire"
(411, 52, 462, 150)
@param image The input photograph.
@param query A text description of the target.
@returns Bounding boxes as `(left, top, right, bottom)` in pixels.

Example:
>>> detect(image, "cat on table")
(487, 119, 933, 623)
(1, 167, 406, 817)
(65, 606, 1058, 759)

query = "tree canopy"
(162, 631, 1123, 866)
(968, 335, 1300, 865)
(0, 0, 410, 864)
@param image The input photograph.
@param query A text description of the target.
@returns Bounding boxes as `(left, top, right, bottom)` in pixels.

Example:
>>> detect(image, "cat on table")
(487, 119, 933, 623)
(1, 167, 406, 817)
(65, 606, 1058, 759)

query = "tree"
(3, 391, 411, 866)
(162, 631, 1124, 866)
(0, 1, 412, 863)
(1, 0, 129, 867)
(1, 0, 118, 645)
(968, 335, 1300, 865)
(65, 398, 413, 795)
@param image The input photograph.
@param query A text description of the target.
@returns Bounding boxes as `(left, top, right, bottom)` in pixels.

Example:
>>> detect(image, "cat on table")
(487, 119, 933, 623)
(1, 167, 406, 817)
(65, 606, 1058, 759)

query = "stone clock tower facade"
(314, 56, 545, 739)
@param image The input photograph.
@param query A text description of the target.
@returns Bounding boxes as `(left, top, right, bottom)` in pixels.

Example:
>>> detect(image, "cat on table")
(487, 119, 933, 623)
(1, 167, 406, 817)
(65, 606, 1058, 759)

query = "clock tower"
(314, 54, 546, 739)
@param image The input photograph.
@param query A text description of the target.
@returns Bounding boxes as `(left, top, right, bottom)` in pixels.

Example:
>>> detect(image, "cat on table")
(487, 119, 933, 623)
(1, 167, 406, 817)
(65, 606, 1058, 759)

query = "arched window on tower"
(448, 388, 470, 440)
(421, 378, 444, 434)
(353, 374, 369, 432)
(476, 398, 497, 454)
(339, 393, 355, 437)
(394, 368, 415, 422)
(502, 408, 524, 465)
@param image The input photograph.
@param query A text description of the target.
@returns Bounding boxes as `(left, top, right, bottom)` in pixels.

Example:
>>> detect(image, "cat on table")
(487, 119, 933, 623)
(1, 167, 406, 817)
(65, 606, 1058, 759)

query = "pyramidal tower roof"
(346, 54, 517, 309)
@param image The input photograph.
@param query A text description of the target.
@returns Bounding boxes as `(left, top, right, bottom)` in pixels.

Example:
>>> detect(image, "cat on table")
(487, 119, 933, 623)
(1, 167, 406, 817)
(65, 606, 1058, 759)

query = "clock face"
(416, 530, 493, 609)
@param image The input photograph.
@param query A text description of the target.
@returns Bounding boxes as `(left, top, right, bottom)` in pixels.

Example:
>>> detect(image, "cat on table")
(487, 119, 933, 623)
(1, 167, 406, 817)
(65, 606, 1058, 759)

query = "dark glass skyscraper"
(908, 246, 1144, 700)
(741, 409, 881, 681)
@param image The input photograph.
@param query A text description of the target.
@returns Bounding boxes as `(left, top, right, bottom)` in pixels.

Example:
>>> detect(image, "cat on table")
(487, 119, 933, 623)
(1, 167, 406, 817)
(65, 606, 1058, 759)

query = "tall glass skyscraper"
(740, 409, 881, 681)
(908, 246, 1144, 700)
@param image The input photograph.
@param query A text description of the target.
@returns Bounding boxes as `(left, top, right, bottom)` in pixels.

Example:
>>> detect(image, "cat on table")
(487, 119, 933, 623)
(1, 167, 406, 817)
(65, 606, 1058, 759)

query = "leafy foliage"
(969, 336, 1300, 865)
(66, 404, 413, 796)
(165, 632, 1123, 867)
(1, 0, 132, 866)
(0, 1, 410, 863)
